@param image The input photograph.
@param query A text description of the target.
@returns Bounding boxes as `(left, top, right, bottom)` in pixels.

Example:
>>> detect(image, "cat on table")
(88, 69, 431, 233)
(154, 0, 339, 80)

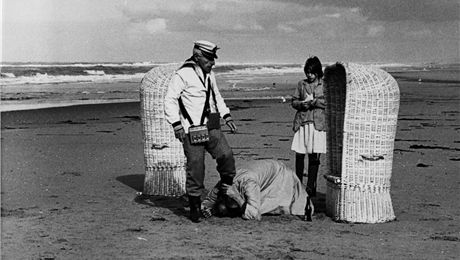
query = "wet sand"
(1, 69, 459, 259)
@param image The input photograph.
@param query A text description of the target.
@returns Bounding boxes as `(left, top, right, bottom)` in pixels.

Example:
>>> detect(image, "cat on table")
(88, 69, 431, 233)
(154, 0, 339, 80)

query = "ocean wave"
(0, 61, 169, 68)
(1, 73, 145, 85)
(84, 70, 106, 75)
(1, 73, 16, 78)
(0, 61, 429, 86)
(218, 65, 303, 76)
(0, 62, 304, 85)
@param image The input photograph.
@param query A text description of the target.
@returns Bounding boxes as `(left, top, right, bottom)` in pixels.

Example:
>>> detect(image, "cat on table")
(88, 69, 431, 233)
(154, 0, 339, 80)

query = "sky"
(2, 0, 459, 64)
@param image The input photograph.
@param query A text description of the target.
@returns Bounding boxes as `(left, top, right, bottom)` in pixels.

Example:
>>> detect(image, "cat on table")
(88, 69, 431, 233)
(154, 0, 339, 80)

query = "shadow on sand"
(116, 174, 190, 219)
(311, 192, 327, 215)
(116, 174, 145, 192)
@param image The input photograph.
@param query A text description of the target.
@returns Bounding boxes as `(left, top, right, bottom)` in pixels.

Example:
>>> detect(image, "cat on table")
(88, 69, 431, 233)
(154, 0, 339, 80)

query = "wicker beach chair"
(140, 63, 187, 196)
(323, 62, 399, 223)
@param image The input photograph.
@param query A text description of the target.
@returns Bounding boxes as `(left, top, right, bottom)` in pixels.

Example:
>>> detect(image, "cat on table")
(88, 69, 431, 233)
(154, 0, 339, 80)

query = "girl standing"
(291, 56, 326, 197)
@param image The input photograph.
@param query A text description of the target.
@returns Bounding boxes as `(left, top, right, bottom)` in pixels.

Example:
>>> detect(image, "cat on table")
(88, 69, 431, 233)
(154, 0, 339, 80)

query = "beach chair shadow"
(116, 174, 191, 218)
(132, 192, 211, 219)
(135, 194, 190, 218)
(116, 174, 145, 192)
(311, 192, 327, 219)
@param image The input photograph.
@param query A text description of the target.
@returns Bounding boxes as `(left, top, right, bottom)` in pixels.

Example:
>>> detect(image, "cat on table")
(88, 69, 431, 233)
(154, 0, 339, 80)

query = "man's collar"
(182, 57, 197, 66)
(181, 57, 208, 80)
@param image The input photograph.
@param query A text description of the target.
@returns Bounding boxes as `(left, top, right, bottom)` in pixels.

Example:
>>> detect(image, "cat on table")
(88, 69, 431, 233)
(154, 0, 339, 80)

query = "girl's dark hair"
(304, 56, 323, 78)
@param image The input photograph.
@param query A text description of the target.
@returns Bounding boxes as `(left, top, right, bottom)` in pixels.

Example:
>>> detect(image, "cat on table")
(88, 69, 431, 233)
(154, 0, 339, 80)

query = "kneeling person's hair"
(214, 197, 241, 218)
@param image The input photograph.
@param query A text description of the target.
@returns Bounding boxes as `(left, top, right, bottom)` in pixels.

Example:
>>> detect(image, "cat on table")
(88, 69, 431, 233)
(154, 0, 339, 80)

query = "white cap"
(194, 40, 219, 59)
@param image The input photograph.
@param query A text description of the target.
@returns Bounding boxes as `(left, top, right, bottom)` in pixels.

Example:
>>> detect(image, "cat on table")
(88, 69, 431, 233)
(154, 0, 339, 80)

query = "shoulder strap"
(209, 80, 218, 113)
(200, 83, 212, 125)
(179, 97, 194, 125)
(178, 86, 212, 126)
(177, 62, 217, 126)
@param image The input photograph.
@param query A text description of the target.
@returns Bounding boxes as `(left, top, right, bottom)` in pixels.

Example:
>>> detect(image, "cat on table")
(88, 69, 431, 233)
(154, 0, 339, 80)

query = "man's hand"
(226, 120, 237, 133)
(173, 124, 185, 143)
(221, 183, 245, 208)
(221, 183, 239, 199)
(201, 206, 213, 218)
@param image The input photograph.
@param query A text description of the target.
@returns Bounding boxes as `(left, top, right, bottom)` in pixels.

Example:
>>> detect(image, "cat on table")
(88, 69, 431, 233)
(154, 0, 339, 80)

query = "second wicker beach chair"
(323, 62, 400, 223)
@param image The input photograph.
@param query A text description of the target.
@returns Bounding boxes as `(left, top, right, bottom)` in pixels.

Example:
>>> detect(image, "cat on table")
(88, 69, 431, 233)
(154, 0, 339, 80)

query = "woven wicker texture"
(140, 63, 187, 196)
(323, 62, 399, 223)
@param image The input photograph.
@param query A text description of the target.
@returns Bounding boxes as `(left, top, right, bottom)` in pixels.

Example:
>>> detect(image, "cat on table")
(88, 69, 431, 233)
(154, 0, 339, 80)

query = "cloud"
(326, 13, 341, 18)
(277, 24, 296, 33)
(283, 6, 369, 38)
(115, 0, 458, 64)
(279, 0, 459, 22)
(121, 0, 278, 33)
(145, 18, 167, 33)
(120, 0, 374, 37)
(119, 0, 414, 45)
(367, 25, 385, 37)
(360, 0, 459, 22)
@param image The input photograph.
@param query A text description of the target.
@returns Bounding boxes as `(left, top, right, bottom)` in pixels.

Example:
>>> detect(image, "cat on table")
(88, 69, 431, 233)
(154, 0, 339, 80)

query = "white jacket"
(164, 61, 231, 133)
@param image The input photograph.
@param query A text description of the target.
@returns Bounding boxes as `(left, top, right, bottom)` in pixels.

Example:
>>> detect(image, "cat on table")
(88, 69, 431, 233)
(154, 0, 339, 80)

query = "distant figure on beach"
(201, 160, 314, 221)
(164, 40, 238, 223)
(291, 56, 326, 198)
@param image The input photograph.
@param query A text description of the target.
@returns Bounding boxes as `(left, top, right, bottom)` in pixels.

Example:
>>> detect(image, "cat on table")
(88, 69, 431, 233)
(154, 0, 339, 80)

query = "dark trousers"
(182, 128, 236, 197)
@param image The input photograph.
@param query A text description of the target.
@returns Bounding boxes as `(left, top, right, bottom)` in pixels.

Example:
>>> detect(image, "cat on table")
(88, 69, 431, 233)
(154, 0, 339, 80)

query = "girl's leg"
(295, 153, 306, 184)
(307, 153, 320, 197)
(304, 196, 313, 222)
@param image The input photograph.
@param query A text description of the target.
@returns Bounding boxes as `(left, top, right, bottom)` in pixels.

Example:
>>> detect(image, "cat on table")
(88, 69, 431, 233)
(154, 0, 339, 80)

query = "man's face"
(196, 54, 215, 74)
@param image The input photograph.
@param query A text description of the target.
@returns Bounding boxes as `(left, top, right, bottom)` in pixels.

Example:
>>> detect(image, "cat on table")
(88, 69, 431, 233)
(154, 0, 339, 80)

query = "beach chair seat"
(140, 63, 187, 196)
(323, 62, 399, 223)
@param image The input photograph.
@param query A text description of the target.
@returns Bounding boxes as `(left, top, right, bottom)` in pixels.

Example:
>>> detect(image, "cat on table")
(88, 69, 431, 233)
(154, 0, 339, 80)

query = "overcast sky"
(3, 0, 459, 63)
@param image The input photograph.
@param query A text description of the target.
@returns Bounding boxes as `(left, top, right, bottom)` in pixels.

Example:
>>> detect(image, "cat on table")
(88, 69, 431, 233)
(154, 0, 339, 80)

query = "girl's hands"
(301, 100, 312, 109)
(301, 94, 314, 108)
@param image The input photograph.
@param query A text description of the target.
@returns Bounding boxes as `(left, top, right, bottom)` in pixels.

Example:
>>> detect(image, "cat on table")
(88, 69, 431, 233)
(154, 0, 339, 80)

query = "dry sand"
(1, 69, 459, 259)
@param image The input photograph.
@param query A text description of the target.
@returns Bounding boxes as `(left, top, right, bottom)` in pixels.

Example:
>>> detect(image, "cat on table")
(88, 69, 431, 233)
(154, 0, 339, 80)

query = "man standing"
(164, 40, 237, 223)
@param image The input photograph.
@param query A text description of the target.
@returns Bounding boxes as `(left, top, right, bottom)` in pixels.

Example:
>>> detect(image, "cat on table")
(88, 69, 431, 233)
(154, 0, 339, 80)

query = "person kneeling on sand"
(201, 159, 314, 221)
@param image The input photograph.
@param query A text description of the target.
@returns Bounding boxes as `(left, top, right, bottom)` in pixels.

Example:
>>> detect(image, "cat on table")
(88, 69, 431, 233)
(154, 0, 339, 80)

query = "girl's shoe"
(303, 197, 313, 222)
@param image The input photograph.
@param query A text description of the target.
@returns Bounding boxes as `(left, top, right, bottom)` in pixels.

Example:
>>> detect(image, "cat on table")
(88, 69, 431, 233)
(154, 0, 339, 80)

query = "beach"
(1, 65, 460, 259)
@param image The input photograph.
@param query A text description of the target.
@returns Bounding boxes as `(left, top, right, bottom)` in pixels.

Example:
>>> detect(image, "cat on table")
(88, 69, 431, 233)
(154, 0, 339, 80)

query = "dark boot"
(307, 154, 320, 197)
(188, 195, 202, 223)
(295, 153, 306, 184)
(220, 176, 234, 186)
(304, 196, 313, 222)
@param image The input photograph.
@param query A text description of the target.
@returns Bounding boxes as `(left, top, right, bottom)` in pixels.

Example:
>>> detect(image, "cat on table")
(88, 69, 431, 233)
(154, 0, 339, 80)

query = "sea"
(0, 61, 420, 112)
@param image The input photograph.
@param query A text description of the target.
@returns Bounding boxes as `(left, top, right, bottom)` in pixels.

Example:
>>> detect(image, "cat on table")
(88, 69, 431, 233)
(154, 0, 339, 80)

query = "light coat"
(203, 160, 309, 220)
